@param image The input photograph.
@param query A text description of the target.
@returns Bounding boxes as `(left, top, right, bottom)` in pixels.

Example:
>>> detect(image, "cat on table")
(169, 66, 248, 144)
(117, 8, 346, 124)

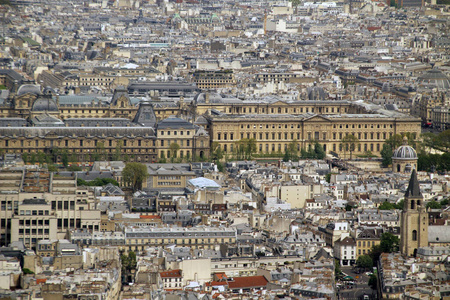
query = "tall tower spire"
(400, 170, 428, 257)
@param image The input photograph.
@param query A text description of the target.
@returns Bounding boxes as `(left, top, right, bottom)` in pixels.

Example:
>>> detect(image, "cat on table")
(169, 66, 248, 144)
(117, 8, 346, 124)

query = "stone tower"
(400, 169, 428, 257)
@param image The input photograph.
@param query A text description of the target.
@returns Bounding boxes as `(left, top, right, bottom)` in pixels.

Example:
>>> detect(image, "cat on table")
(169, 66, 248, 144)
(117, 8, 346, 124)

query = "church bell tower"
(400, 169, 428, 257)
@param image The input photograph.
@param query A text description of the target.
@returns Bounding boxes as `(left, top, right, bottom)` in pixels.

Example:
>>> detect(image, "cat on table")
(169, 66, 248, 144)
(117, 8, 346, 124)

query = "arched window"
(397, 164, 401, 172)
(412, 230, 417, 241)
(411, 200, 415, 210)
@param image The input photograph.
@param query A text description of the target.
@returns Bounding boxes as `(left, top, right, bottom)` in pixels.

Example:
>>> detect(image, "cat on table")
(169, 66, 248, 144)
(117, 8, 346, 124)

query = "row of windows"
(19, 219, 50, 226)
(159, 150, 191, 158)
(160, 140, 190, 147)
(158, 176, 181, 180)
(127, 238, 233, 244)
(358, 240, 377, 247)
(333, 132, 391, 140)
(4, 139, 152, 148)
(19, 210, 50, 216)
(159, 130, 191, 136)
(18, 228, 50, 235)
(157, 182, 182, 186)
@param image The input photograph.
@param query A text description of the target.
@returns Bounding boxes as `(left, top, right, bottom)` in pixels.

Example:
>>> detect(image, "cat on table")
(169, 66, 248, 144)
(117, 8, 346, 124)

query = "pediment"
(303, 114, 330, 122)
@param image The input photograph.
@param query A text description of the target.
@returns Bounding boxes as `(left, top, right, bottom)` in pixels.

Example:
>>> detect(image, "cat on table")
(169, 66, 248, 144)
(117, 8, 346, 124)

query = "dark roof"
(133, 102, 157, 127)
(156, 117, 195, 130)
(110, 87, 131, 106)
(64, 118, 136, 127)
(32, 96, 59, 112)
(405, 169, 422, 198)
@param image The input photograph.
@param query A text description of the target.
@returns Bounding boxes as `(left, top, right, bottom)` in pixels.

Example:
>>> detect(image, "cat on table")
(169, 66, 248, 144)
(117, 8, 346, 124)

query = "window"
(412, 230, 417, 241)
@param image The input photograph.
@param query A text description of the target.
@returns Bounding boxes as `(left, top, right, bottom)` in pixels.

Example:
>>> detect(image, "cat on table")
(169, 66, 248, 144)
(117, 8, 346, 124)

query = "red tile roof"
(228, 276, 268, 289)
(207, 276, 268, 290)
(160, 269, 182, 278)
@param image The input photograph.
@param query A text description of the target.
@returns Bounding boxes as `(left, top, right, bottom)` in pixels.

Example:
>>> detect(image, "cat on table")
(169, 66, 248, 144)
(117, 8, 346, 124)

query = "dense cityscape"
(0, 0, 449, 299)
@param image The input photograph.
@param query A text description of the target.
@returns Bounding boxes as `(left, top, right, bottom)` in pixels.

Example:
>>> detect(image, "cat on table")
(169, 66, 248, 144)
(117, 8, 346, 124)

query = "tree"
(440, 198, 449, 207)
(95, 142, 107, 161)
(340, 135, 360, 160)
(113, 141, 123, 161)
(380, 143, 393, 167)
(37, 152, 46, 166)
(122, 162, 149, 192)
(356, 255, 373, 270)
(211, 142, 223, 162)
(31, 153, 36, 165)
(426, 200, 441, 209)
(369, 244, 382, 263)
(335, 259, 342, 279)
(235, 138, 257, 160)
(314, 141, 326, 159)
(169, 142, 180, 163)
(380, 232, 399, 253)
(378, 201, 396, 210)
(61, 150, 69, 167)
(368, 274, 377, 290)
(284, 140, 299, 162)
(22, 153, 29, 165)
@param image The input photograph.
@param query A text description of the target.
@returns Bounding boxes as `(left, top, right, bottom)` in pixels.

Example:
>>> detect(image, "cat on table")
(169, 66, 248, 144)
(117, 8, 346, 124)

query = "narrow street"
(338, 267, 376, 300)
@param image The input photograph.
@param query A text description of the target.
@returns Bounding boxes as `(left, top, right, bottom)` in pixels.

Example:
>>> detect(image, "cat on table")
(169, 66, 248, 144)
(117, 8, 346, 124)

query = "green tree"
(122, 162, 149, 192)
(356, 255, 373, 270)
(426, 200, 441, 209)
(380, 232, 399, 253)
(284, 140, 299, 162)
(61, 150, 69, 167)
(335, 259, 342, 279)
(340, 135, 360, 160)
(385, 134, 404, 150)
(235, 138, 257, 160)
(113, 141, 123, 161)
(368, 274, 377, 290)
(378, 201, 396, 210)
(31, 153, 36, 165)
(37, 152, 46, 166)
(211, 142, 223, 162)
(48, 164, 58, 172)
(69, 153, 78, 165)
(394, 199, 404, 209)
(169, 142, 180, 163)
(369, 244, 382, 263)
(22, 153, 29, 165)
(440, 198, 449, 207)
(380, 143, 393, 167)
(95, 142, 107, 161)
(314, 141, 326, 159)
(22, 268, 34, 274)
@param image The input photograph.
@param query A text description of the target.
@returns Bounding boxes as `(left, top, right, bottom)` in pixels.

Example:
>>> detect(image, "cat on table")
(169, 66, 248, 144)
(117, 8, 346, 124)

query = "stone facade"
(400, 170, 428, 257)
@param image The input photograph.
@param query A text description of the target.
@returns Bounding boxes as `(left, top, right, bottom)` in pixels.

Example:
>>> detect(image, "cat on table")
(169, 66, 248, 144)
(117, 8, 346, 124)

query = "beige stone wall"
(208, 114, 421, 158)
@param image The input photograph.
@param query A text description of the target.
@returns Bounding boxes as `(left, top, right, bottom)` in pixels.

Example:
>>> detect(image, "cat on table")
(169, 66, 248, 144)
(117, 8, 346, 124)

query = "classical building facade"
(0, 85, 421, 161)
(400, 170, 428, 257)
(205, 111, 421, 158)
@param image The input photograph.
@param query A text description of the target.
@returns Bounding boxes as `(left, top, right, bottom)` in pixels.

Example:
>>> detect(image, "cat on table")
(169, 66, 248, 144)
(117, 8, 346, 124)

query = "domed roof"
(392, 138, 417, 160)
(17, 84, 41, 96)
(31, 96, 59, 112)
(194, 92, 223, 104)
(418, 69, 450, 90)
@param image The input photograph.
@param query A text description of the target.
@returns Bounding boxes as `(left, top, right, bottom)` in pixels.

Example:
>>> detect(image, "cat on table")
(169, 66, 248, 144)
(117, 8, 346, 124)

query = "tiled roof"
(160, 269, 182, 278)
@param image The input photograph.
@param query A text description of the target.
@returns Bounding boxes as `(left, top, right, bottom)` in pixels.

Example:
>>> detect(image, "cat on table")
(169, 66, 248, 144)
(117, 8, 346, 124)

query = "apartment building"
(0, 170, 101, 249)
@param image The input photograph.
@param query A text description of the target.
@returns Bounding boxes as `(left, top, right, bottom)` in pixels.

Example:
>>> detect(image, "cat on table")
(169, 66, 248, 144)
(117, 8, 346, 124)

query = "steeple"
(405, 169, 421, 199)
